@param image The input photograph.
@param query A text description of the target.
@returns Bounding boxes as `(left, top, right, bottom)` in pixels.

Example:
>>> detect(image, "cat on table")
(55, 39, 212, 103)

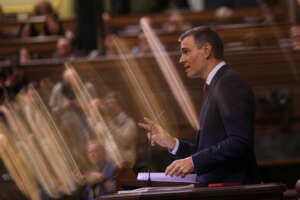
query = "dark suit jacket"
(175, 65, 260, 185)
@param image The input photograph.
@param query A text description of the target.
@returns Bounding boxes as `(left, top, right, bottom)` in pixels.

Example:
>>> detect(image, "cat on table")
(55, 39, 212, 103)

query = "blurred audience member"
(104, 92, 137, 167)
(18, 23, 39, 38)
(34, 0, 54, 16)
(4, 62, 28, 101)
(89, 32, 118, 59)
(163, 12, 190, 32)
(53, 38, 75, 60)
(103, 33, 117, 56)
(131, 31, 151, 56)
(131, 31, 164, 56)
(291, 25, 300, 50)
(215, 6, 233, 21)
(83, 140, 115, 200)
(19, 48, 32, 64)
(43, 14, 65, 36)
(49, 69, 96, 114)
(187, 0, 205, 11)
(49, 69, 96, 147)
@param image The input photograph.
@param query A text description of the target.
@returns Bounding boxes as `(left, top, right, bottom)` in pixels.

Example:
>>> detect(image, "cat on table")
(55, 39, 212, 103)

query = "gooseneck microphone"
(146, 110, 165, 187)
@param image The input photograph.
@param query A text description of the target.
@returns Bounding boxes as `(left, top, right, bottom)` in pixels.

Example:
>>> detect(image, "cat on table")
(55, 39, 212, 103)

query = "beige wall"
(0, 0, 74, 18)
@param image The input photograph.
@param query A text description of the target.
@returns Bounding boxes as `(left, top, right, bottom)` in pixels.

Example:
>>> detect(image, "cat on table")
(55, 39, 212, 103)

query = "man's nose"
(179, 55, 184, 64)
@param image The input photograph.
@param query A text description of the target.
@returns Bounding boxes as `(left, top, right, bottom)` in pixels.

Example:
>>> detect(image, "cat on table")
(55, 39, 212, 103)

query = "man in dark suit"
(138, 27, 260, 185)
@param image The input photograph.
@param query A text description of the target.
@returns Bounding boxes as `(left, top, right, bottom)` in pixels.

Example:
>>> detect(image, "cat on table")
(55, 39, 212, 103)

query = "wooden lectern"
(109, 165, 286, 200)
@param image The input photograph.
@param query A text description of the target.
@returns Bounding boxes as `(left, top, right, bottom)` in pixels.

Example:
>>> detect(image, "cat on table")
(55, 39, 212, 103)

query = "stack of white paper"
(137, 172, 197, 183)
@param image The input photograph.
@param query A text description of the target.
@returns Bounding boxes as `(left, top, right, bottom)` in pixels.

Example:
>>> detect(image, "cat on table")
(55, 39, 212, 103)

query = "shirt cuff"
(169, 138, 179, 155)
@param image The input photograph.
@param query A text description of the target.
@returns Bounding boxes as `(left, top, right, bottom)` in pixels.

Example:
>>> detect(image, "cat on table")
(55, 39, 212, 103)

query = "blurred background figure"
(89, 92, 137, 168)
(4, 62, 28, 101)
(33, 0, 54, 16)
(88, 31, 118, 59)
(104, 92, 137, 167)
(48, 69, 96, 144)
(291, 25, 300, 50)
(214, 6, 233, 21)
(163, 12, 191, 32)
(19, 48, 32, 64)
(53, 37, 76, 60)
(84, 140, 115, 200)
(131, 30, 165, 55)
(18, 23, 39, 38)
(103, 32, 117, 56)
(187, 0, 205, 11)
(131, 31, 151, 56)
(43, 14, 65, 36)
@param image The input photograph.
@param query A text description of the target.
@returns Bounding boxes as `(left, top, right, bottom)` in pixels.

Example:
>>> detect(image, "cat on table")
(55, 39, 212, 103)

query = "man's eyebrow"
(181, 47, 189, 52)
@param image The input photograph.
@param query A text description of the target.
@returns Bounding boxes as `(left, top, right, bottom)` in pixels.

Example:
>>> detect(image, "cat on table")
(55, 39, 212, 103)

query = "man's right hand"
(85, 171, 105, 185)
(138, 117, 177, 150)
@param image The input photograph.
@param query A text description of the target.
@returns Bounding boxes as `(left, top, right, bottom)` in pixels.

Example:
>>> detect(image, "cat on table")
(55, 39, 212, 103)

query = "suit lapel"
(198, 65, 229, 132)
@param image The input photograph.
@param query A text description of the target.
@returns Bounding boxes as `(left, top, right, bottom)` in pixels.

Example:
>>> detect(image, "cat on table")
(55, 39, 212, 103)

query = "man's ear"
(203, 43, 212, 59)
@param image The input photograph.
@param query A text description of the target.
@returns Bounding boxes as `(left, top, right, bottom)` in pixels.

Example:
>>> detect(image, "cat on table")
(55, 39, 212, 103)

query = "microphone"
(147, 110, 165, 187)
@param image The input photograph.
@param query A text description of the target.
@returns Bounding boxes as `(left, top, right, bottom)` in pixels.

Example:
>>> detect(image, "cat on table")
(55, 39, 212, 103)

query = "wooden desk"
(0, 16, 76, 35)
(101, 183, 286, 200)
(0, 35, 59, 59)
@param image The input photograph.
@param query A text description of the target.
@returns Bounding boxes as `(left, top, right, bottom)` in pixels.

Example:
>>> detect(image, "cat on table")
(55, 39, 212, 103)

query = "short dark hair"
(178, 26, 224, 59)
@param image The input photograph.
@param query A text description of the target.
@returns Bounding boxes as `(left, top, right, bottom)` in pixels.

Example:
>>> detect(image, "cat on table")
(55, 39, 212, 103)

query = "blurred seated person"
(290, 25, 300, 50)
(19, 48, 35, 64)
(49, 68, 96, 143)
(18, 23, 39, 38)
(4, 61, 28, 101)
(49, 68, 96, 114)
(215, 6, 233, 21)
(131, 31, 151, 56)
(33, 0, 54, 16)
(131, 31, 165, 56)
(43, 14, 65, 36)
(88, 32, 118, 59)
(53, 37, 78, 60)
(79, 140, 115, 200)
(97, 92, 137, 167)
(162, 12, 190, 32)
(103, 32, 117, 57)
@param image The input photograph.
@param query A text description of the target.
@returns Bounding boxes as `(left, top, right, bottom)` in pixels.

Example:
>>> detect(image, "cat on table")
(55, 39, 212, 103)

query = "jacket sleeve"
(191, 75, 255, 174)
(175, 138, 198, 159)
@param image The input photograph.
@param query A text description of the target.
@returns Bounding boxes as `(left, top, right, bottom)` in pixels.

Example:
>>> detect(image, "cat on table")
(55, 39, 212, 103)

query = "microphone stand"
(146, 110, 165, 187)
(147, 125, 153, 187)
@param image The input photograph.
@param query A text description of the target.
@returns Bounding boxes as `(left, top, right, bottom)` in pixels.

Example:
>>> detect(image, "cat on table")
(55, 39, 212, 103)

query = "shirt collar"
(206, 61, 226, 85)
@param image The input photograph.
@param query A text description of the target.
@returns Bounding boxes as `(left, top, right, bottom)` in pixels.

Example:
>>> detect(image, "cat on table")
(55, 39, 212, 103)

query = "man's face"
(47, 17, 60, 35)
(179, 35, 208, 79)
(87, 142, 105, 168)
(57, 39, 71, 58)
